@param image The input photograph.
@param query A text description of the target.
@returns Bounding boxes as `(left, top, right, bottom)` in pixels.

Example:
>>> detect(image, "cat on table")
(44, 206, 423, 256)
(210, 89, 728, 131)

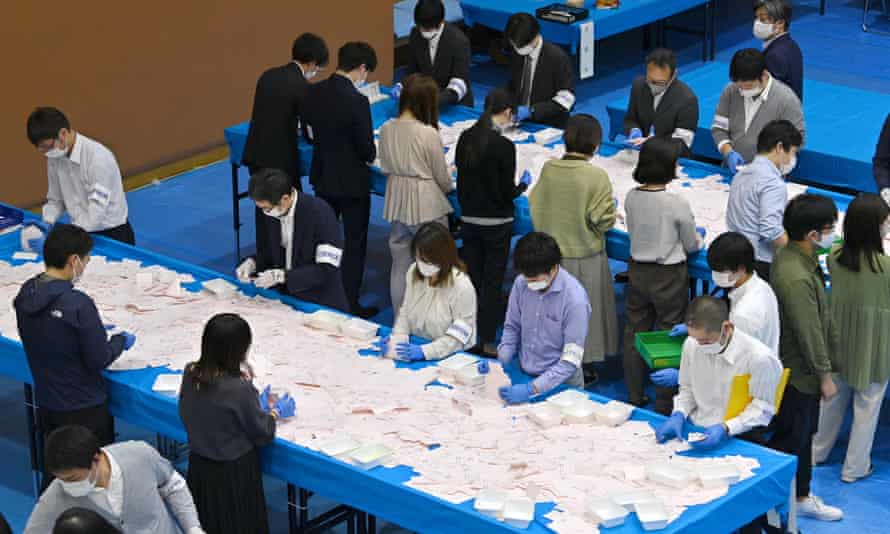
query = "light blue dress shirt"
(726, 156, 788, 263)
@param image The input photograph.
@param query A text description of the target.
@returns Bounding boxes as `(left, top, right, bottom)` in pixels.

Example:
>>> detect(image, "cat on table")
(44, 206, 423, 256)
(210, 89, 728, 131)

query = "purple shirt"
(497, 268, 591, 394)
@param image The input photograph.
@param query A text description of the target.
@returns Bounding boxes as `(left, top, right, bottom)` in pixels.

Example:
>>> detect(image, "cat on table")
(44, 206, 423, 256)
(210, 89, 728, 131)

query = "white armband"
(672, 128, 695, 148)
(306, 124, 314, 141)
(712, 114, 729, 131)
(553, 90, 576, 111)
(88, 182, 112, 208)
(315, 243, 343, 267)
(560, 343, 584, 368)
(445, 319, 473, 345)
(446, 78, 467, 101)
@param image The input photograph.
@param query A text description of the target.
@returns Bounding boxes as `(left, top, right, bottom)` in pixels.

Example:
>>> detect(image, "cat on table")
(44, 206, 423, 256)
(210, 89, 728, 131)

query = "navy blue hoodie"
(14, 275, 125, 411)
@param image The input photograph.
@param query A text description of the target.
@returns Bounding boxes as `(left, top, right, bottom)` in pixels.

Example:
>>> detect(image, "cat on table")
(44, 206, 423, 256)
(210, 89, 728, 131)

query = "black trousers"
(755, 260, 771, 283)
(318, 194, 370, 310)
(768, 383, 819, 497)
(460, 221, 513, 344)
(38, 402, 115, 490)
(92, 221, 135, 246)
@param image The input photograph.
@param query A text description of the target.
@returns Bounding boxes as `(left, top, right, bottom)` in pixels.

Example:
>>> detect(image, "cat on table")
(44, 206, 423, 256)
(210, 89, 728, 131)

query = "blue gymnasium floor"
(3, 0, 890, 531)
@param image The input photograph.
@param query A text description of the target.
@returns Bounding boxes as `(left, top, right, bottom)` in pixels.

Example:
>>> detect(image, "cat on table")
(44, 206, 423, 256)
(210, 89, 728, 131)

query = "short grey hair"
(685, 296, 729, 333)
(754, 0, 792, 30)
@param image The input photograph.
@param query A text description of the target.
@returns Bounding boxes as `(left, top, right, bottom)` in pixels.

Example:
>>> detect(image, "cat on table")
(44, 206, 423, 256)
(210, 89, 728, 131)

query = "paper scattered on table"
(12, 251, 38, 261)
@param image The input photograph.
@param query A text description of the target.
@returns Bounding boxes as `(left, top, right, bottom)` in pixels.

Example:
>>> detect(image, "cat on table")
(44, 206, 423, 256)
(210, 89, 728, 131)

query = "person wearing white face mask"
(726, 120, 801, 281)
(503, 13, 575, 128)
(14, 225, 136, 489)
(769, 193, 845, 522)
(383, 222, 477, 361)
(498, 233, 591, 404)
(392, 0, 473, 107)
(26, 107, 134, 245)
(711, 48, 804, 175)
(25, 425, 205, 534)
(753, 0, 803, 102)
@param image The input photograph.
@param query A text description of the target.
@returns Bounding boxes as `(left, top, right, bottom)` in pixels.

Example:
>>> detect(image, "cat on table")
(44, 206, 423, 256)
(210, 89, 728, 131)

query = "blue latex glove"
(499, 383, 534, 405)
(258, 385, 271, 412)
(273, 393, 296, 419)
(104, 324, 115, 330)
(650, 368, 679, 387)
(390, 83, 403, 99)
(696, 226, 706, 239)
(669, 324, 688, 337)
(689, 423, 729, 450)
(628, 128, 643, 141)
(516, 106, 531, 122)
(520, 170, 532, 186)
(725, 151, 744, 174)
(395, 342, 425, 362)
(655, 412, 687, 443)
(648, 126, 656, 137)
(120, 331, 136, 350)
(373, 335, 390, 356)
(614, 196, 619, 209)
(477, 360, 490, 374)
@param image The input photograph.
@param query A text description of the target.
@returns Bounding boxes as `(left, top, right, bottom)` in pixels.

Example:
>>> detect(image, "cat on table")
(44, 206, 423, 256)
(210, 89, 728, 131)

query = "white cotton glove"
(236, 258, 257, 282)
(254, 269, 285, 289)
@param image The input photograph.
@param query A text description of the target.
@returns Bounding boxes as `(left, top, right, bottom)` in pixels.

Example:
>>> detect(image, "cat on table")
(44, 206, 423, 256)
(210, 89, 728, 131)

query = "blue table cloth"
(460, 0, 708, 54)
(606, 61, 888, 193)
(394, 0, 465, 39)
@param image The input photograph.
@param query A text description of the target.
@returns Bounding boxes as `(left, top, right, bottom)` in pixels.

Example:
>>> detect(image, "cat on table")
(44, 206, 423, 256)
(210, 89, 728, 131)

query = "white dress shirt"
(279, 191, 298, 270)
(728, 272, 781, 354)
(43, 132, 128, 232)
(743, 74, 773, 133)
(88, 448, 124, 518)
(428, 25, 443, 66)
(674, 329, 782, 436)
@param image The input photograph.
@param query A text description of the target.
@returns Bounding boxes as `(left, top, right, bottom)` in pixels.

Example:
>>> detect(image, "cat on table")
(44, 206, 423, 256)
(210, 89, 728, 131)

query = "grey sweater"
(625, 188, 702, 264)
(711, 76, 805, 162)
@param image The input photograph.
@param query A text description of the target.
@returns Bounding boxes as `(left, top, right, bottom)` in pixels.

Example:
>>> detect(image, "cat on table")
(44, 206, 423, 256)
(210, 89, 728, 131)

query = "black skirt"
(187, 448, 269, 534)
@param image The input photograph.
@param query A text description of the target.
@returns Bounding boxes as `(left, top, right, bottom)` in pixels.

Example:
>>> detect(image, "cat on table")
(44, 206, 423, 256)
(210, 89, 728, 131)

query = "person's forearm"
(773, 233, 789, 249)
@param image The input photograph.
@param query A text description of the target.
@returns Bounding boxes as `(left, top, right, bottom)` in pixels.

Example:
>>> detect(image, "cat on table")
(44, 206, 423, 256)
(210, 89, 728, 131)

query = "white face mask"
(526, 272, 552, 292)
(753, 20, 775, 40)
(44, 138, 67, 159)
(882, 222, 890, 239)
(60, 465, 97, 497)
(416, 259, 441, 278)
(354, 70, 368, 88)
(711, 270, 737, 288)
(697, 329, 727, 355)
(420, 26, 441, 40)
(305, 68, 318, 81)
(738, 86, 762, 99)
(72, 256, 86, 285)
(779, 154, 797, 176)
(813, 230, 837, 250)
(263, 205, 287, 218)
(513, 39, 536, 56)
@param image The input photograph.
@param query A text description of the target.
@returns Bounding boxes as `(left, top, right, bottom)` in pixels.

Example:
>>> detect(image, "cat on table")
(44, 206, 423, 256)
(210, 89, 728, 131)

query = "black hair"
(707, 232, 756, 273)
(633, 137, 679, 185)
(756, 120, 803, 154)
(53, 508, 122, 534)
(456, 88, 513, 170)
(729, 48, 766, 82)
(504, 13, 540, 48)
(291, 33, 329, 67)
(27, 107, 70, 146)
(563, 114, 602, 156)
(783, 193, 838, 241)
(248, 168, 293, 205)
(337, 41, 377, 72)
(44, 426, 100, 474)
(185, 313, 253, 388)
(411, 221, 465, 286)
(414, 0, 445, 29)
(514, 232, 562, 277)
(685, 296, 730, 333)
(836, 193, 889, 273)
(754, 0, 792, 30)
(43, 224, 93, 270)
(645, 48, 677, 75)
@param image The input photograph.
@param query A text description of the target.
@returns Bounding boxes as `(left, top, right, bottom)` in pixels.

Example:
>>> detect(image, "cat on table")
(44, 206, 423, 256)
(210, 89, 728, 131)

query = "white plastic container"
(473, 488, 508, 519)
(12, 251, 38, 261)
(545, 389, 589, 410)
(307, 310, 349, 332)
(437, 353, 477, 379)
(338, 318, 379, 340)
(203, 278, 238, 297)
(385, 333, 408, 359)
(596, 402, 633, 427)
(455, 363, 486, 387)
(349, 444, 393, 470)
(151, 373, 182, 394)
(612, 490, 658, 512)
(562, 399, 598, 424)
(533, 128, 563, 145)
(503, 498, 535, 529)
(528, 403, 563, 428)
(586, 498, 630, 528)
(647, 463, 693, 489)
(697, 463, 741, 489)
(635, 500, 669, 531)
(318, 435, 361, 460)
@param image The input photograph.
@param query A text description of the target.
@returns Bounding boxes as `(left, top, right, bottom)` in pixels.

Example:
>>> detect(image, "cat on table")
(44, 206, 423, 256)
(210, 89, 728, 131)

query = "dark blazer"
(764, 34, 804, 102)
(405, 23, 473, 107)
(506, 41, 575, 128)
(254, 193, 350, 312)
(875, 113, 890, 191)
(456, 127, 525, 219)
(302, 74, 376, 198)
(623, 75, 700, 158)
(242, 63, 307, 184)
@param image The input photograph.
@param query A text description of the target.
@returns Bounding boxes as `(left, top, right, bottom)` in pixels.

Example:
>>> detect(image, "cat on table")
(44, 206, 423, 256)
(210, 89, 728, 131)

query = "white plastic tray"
(349, 443, 392, 470)
(318, 435, 361, 459)
(474, 488, 508, 519)
(385, 333, 408, 359)
(338, 317, 379, 340)
(586, 498, 630, 528)
(545, 389, 589, 410)
(503, 498, 535, 529)
(635, 499, 669, 531)
(202, 278, 238, 297)
(455, 363, 485, 387)
(612, 490, 658, 512)
(647, 463, 693, 489)
(596, 401, 634, 427)
(562, 399, 598, 424)
(151, 373, 182, 393)
(698, 463, 741, 488)
(437, 353, 477, 378)
(307, 310, 349, 332)
(528, 403, 563, 428)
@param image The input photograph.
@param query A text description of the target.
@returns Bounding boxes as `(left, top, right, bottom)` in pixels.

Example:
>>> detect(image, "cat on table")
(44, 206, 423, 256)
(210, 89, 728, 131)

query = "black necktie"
(519, 56, 532, 106)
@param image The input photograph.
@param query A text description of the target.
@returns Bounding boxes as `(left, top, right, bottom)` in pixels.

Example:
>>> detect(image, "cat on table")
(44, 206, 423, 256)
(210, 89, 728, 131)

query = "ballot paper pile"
(0, 255, 761, 532)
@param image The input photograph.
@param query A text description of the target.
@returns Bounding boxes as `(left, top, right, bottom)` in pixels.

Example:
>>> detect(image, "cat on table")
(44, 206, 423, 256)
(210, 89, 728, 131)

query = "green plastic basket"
(635, 331, 684, 369)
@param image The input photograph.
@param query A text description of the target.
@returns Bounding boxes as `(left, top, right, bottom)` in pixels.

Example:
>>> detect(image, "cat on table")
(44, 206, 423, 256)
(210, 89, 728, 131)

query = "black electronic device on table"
(535, 3, 590, 24)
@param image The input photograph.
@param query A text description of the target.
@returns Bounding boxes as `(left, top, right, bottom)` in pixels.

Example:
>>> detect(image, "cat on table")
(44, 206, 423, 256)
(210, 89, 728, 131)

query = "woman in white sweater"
(385, 222, 477, 361)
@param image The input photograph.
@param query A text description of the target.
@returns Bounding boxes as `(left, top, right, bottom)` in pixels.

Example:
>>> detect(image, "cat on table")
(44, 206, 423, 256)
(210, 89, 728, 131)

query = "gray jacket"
(711, 75, 805, 162)
(25, 441, 201, 534)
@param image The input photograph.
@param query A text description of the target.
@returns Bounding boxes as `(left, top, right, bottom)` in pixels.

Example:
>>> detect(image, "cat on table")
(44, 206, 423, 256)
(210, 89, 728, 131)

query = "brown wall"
(2, 1, 394, 208)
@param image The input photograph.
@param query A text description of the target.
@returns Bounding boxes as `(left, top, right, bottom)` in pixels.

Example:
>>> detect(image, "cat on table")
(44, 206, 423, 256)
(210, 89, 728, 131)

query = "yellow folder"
(724, 369, 791, 421)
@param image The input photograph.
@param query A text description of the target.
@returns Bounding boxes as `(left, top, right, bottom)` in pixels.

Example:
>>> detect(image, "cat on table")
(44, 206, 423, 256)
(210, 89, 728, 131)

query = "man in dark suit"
(302, 42, 378, 319)
(237, 169, 349, 312)
(754, 0, 803, 102)
(503, 13, 575, 129)
(393, 0, 472, 107)
(622, 48, 700, 158)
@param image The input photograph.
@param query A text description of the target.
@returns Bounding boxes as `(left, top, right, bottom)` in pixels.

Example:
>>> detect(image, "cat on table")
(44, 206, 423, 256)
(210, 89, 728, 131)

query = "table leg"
(287, 483, 298, 534)
(702, 0, 710, 62)
(820, 0, 825, 16)
(368, 514, 377, 534)
(24, 384, 42, 497)
(710, 0, 716, 60)
(787, 475, 798, 533)
(231, 162, 241, 264)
